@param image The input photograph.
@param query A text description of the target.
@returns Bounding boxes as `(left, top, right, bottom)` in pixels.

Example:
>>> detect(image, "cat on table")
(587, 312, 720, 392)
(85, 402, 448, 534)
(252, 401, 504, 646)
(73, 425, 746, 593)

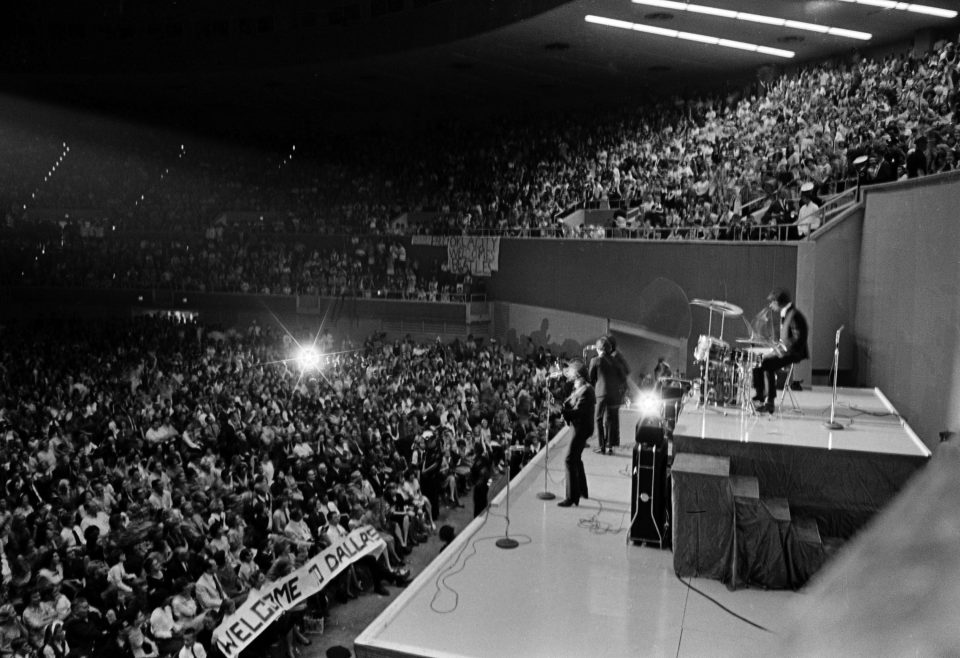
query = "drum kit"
(688, 298, 776, 412)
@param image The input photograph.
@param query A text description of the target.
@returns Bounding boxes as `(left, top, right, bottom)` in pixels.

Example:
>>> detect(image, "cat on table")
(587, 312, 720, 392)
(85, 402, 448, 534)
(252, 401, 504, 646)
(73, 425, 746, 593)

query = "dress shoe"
(593, 448, 606, 455)
(557, 499, 579, 507)
(374, 585, 390, 596)
(752, 395, 765, 403)
(756, 402, 775, 414)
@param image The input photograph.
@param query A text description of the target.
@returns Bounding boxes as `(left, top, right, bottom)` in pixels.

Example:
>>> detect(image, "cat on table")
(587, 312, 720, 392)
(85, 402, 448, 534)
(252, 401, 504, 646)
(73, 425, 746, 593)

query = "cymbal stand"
(737, 356, 759, 419)
(700, 306, 728, 416)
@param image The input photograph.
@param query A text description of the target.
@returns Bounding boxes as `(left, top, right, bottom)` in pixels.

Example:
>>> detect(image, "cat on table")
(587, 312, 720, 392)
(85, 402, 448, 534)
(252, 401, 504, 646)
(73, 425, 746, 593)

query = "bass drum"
(694, 335, 729, 363)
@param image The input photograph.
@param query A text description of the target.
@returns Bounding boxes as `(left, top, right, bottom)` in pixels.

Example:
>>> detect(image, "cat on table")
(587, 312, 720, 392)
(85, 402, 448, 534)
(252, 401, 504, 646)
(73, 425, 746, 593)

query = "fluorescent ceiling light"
(836, 0, 957, 18)
(584, 14, 795, 57)
(631, 0, 873, 40)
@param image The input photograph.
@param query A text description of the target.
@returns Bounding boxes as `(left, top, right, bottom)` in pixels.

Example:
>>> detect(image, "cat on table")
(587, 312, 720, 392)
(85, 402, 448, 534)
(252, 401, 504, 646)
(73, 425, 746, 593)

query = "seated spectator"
(193, 559, 226, 612)
(148, 596, 183, 656)
(40, 621, 70, 658)
(21, 589, 57, 646)
(63, 598, 110, 657)
(169, 580, 206, 633)
(177, 627, 206, 658)
(0, 605, 27, 657)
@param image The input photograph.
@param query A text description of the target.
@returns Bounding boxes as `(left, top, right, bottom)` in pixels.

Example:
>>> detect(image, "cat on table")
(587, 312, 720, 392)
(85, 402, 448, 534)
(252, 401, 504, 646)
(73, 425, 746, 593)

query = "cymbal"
(689, 299, 743, 317)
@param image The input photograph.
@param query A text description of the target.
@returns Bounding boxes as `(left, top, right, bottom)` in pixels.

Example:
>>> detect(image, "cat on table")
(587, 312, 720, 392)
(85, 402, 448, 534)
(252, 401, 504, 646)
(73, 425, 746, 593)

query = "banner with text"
(213, 526, 385, 657)
(409, 235, 500, 275)
(448, 236, 500, 276)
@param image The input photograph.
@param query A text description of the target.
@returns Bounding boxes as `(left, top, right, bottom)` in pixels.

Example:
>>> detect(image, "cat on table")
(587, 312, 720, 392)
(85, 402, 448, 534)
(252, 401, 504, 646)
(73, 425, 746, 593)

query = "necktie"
(213, 574, 226, 600)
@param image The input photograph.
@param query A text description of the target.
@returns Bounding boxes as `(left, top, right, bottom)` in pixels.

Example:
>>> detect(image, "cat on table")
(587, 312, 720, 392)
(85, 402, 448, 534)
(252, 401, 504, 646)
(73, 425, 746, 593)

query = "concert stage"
(354, 386, 927, 658)
(670, 386, 929, 542)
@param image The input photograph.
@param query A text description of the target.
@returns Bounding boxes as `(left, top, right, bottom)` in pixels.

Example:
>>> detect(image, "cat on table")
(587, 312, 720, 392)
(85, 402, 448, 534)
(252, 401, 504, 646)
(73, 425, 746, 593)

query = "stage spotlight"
(635, 392, 662, 417)
(296, 346, 322, 370)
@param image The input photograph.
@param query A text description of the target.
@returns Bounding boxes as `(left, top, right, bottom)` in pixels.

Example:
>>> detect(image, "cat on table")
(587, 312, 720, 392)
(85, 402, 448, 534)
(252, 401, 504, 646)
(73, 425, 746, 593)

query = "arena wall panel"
(487, 239, 799, 375)
(856, 172, 960, 448)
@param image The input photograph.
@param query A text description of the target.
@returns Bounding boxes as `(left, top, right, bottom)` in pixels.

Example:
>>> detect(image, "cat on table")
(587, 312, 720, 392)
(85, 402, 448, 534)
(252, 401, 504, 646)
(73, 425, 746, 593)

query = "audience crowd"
(0, 233, 480, 300)
(0, 315, 567, 658)
(4, 39, 960, 243)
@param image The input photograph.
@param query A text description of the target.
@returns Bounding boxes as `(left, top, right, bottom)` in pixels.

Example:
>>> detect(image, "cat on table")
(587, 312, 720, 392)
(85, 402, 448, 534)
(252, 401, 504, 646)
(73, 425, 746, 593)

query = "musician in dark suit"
(558, 359, 595, 507)
(588, 336, 630, 454)
(752, 289, 809, 413)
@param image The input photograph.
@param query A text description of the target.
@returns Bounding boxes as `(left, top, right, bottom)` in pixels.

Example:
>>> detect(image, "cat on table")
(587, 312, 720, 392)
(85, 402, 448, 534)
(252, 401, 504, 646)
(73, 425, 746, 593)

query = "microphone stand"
(537, 436, 556, 501)
(537, 391, 557, 501)
(496, 449, 520, 549)
(824, 325, 844, 430)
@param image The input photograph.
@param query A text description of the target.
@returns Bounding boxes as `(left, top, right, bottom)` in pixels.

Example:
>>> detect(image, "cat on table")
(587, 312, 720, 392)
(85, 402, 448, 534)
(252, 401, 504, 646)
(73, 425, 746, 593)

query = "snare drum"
(693, 335, 729, 363)
(731, 346, 771, 368)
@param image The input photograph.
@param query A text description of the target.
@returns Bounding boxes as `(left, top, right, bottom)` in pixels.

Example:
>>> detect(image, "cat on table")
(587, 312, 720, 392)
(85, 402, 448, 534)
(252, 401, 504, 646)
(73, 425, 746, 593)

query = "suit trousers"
(595, 398, 621, 449)
(753, 355, 796, 403)
(565, 432, 589, 503)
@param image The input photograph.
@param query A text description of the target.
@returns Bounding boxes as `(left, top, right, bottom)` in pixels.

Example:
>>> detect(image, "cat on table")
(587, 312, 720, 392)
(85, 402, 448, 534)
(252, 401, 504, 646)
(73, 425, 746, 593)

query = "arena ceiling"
(1, 0, 959, 132)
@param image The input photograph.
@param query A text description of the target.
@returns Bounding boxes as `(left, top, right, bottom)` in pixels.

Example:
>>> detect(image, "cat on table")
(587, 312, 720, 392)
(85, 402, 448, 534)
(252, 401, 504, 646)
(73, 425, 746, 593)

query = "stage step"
(785, 516, 826, 589)
(671, 453, 733, 580)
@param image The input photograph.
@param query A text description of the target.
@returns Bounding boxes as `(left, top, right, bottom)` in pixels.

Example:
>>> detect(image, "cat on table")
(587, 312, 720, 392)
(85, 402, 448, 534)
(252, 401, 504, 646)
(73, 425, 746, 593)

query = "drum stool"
(777, 363, 803, 415)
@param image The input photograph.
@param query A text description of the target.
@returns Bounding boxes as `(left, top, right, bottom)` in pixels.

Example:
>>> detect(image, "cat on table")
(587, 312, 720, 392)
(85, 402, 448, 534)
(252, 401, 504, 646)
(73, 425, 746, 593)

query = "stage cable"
(577, 498, 626, 536)
(674, 573, 774, 634)
(428, 503, 532, 615)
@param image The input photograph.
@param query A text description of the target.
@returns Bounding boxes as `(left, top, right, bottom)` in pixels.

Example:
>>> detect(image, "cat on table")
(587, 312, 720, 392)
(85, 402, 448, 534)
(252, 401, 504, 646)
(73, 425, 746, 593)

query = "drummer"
(752, 289, 809, 413)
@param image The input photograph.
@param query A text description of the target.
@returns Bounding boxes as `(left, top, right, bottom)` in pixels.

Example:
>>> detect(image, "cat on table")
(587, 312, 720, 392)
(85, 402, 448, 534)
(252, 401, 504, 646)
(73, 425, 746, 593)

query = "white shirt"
(107, 562, 134, 593)
(149, 605, 181, 639)
(178, 642, 207, 658)
(797, 200, 821, 236)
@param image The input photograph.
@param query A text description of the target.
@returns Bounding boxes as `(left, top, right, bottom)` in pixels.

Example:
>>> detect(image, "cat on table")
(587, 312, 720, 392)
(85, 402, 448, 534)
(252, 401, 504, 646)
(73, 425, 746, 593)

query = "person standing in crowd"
(796, 182, 822, 237)
(588, 336, 629, 455)
(906, 135, 928, 179)
(752, 289, 809, 414)
(558, 359, 595, 507)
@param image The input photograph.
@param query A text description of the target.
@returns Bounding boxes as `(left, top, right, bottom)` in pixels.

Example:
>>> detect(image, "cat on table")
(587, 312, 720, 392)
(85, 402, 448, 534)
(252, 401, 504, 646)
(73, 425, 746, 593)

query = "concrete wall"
(492, 301, 607, 358)
(855, 171, 960, 447)
(804, 205, 865, 383)
(487, 239, 799, 375)
(0, 287, 477, 346)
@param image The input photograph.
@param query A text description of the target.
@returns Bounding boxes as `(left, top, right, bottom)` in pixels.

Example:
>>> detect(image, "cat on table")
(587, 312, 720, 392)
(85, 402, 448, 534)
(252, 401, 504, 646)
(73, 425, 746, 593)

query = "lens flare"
(635, 392, 662, 417)
(296, 346, 322, 371)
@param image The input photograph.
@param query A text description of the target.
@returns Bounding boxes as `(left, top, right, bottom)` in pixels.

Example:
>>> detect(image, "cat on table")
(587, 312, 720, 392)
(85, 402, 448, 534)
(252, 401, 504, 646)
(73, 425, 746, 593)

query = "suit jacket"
(779, 306, 809, 362)
(194, 573, 225, 610)
(588, 353, 628, 401)
(165, 559, 192, 587)
(562, 382, 596, 441)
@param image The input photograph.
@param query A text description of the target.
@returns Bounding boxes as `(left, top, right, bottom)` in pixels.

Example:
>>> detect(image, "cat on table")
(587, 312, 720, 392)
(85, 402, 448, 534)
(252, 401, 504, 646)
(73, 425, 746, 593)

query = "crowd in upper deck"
(2, 38, 959, 297)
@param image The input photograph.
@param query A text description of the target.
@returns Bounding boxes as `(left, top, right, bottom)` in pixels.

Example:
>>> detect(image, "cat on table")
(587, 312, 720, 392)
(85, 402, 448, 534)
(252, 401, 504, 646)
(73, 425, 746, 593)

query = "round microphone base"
(496, 537, 520, 549)
(537, 491, 557, 500)
(823, 421, 844, 430)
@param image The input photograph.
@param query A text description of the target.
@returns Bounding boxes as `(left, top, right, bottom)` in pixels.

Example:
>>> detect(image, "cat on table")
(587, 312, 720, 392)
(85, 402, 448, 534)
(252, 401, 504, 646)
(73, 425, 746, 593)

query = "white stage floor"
(668, 386, 929, 457)
(356, 432, 796, 658)
(355, 386, 926, 658)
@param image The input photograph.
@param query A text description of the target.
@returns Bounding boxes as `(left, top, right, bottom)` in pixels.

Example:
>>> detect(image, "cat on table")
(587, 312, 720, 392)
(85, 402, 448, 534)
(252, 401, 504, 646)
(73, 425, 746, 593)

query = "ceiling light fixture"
(837, 0, 957, 18)
(631, 0, 872, 40)
(585, 14, 795, 57)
